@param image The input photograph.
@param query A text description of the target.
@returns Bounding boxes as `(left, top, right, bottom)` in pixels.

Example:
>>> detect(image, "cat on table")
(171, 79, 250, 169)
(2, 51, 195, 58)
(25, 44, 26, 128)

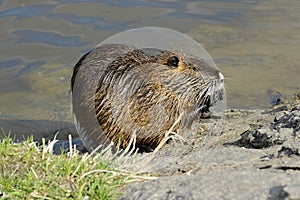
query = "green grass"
(0, 136, 128, 199)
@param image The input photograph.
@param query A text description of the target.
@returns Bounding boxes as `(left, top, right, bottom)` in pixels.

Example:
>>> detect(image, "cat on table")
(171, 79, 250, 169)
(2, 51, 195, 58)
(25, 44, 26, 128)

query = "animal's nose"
(218, 72, 224, 83)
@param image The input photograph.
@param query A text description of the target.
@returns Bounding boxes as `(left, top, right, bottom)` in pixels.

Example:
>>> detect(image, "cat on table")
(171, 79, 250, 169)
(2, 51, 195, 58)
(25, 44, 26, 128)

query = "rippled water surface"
(0, 0, 299, 121)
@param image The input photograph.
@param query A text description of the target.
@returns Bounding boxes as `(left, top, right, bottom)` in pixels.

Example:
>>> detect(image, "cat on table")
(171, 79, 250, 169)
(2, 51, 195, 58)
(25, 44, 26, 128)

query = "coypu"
(71, 44, 224, 152)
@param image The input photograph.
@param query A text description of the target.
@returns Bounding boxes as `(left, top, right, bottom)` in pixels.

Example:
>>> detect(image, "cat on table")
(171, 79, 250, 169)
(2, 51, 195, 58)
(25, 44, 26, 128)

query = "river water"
(0, 0, 299, 122)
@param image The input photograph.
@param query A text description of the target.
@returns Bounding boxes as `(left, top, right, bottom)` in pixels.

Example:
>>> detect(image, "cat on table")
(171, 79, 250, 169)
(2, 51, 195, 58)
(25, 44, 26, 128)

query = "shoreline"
(1, 93, 299, 199)
(120, 93, 300, 199)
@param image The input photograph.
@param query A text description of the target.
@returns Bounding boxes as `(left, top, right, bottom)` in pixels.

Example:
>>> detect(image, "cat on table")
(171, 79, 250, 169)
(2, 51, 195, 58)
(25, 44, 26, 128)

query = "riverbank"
(120, 93, 300, 199)
(1, 93, 299, 199)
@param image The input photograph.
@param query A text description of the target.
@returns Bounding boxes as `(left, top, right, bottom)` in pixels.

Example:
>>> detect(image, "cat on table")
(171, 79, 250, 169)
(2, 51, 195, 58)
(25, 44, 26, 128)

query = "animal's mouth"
(199, 79, 225, 115)
(207, 72, 225, 108)
(199, 95, 211, 113)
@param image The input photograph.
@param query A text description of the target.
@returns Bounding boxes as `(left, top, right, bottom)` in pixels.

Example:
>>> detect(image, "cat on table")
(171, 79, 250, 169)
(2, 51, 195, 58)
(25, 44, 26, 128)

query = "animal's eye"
(167, 56, 179, 68)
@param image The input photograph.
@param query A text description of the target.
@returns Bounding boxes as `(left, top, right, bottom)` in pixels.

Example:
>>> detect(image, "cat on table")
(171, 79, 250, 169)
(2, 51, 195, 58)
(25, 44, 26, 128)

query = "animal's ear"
(166, 56, 179, 68)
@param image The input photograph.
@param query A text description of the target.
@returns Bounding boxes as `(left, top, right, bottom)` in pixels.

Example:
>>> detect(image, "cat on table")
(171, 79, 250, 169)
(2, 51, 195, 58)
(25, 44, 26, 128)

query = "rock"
(0, 118, 78, 142)
(283, 185, 300, 200)
(230, 128, 285, 149)
(268, 186, 289, 200)
(278, 146, 300, 157)
(271, 104, 300, 134)
(0, 117, 85, 152)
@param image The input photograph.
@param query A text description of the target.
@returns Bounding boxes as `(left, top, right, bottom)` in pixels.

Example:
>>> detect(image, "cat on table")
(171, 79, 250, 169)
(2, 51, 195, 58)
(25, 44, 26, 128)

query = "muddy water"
(0, 0, 299, 122)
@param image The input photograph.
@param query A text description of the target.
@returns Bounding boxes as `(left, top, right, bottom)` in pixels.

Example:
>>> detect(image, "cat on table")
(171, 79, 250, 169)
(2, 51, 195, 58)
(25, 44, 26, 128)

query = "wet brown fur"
(71, 44, 223, 151)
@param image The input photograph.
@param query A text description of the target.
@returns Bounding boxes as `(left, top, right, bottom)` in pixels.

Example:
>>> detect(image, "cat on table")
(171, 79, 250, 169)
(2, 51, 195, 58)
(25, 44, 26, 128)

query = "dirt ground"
(1, 94, 299, 200)
(120, 94, 300, 200)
